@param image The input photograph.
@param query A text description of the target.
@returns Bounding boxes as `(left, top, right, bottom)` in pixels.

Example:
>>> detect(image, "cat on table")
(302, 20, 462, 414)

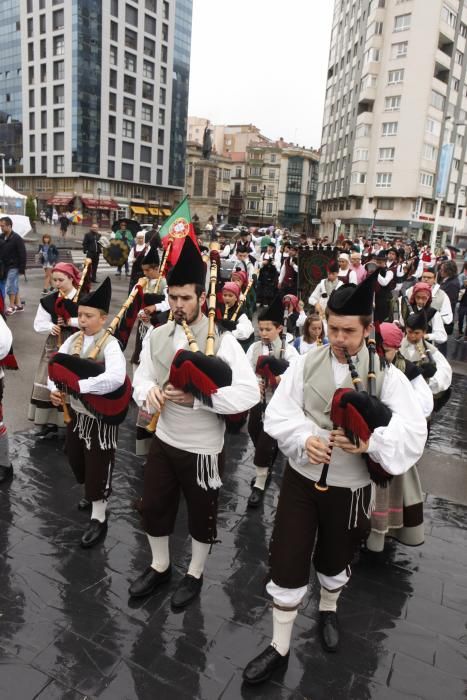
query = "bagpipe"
(49, 276, 149, 426)
(315, 332, 393, 492)
(146, 245, 233, 434)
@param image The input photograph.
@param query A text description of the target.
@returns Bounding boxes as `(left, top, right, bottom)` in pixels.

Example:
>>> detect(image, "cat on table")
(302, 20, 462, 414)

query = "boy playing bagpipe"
(245, 296, 298, 508)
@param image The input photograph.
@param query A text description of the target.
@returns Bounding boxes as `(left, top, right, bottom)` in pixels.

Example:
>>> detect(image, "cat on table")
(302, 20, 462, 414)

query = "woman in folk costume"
(218, 281, 254, 351)
(28, 262, 81, 440)
(243, 276, 427, 686)
(245, 296, 299, 508)
(127, 231, 150, 293)
(0, 307, 14, 484)
(131, 236, 259, 609)
(48, 278, 128, 548)
(367, 323, 433, 552)
(293, 313, 328, 355)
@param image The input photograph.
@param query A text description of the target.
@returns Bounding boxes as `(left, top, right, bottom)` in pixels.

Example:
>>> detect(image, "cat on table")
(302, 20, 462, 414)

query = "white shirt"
(278, 260, 298, 286)
(231, 312, 254, 341)
(410, 373, 434, 418)
(0, 315, 13, 380)
(308, 279, 343, 309)
(398, 303, 447, 345)
(400, 343, 452, 396)
(48, 333, 126, 398)
(338, 268, 357, 284)
(133, 324, 260, 455)
(33, 289, 79, 334)
(264, 353, 427, 489)
(377, 269, 394, 287)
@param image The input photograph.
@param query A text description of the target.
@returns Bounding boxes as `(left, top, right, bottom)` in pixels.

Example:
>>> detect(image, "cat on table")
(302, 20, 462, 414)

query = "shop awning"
(81, 197, 118, 210)
(162, 208, 172, 217)
(147, 207, 161, 216)
(131, 205, 148, 215)
(47, 194, 73, 206)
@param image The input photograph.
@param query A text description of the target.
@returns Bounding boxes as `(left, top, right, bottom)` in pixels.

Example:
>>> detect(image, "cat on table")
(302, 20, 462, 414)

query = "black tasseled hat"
(258, 295, 285, 325)
(166, 236, 205, 287)
(79, 277, 111, 313)
(375, 249, 387, 260)
(142, 247, 160, 267)
(406, 310, 428, 331)
(327, 272, 376, 317)
(327, 259, 339, 273)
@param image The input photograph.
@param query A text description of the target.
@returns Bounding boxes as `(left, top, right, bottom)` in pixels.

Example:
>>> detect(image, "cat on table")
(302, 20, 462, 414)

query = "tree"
(25, 195, 36, 222)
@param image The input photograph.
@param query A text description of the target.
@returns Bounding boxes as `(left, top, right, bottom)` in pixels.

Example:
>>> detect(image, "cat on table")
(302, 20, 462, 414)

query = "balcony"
(434, 61, 449, 85)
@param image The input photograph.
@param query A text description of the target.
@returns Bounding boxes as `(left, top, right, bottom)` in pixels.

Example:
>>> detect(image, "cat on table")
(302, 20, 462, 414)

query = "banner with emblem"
(298, 246, 338, 306)
(160, 196, 199, 269)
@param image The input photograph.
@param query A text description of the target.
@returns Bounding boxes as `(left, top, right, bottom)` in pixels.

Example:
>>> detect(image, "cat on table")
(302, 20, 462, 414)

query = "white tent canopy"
(0, 179, 27, 215)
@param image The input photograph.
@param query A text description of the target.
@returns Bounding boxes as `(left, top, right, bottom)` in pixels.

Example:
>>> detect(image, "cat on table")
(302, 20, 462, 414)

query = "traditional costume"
(0, 309, 13, 483)
(367, 323, 433, 552)
(308, 260, 343, 313)
(398, 282, 448, 346)
(218, 281, 254, 351)
(47, 277, 128, 548)
(130, 236, 259, 609)
(28, 262, 81, 438)
(243, 277, 427, 685)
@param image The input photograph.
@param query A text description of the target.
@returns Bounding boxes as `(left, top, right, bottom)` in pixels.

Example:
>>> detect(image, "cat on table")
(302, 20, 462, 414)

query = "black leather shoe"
(171, 574, 203, 609)
(243, 645, 289, 685)
(128, 565, 171, 598)
(319, 611, 339, 652)
(80, 519, 108, 549)
(36, 424, 58, 440)
(78, 497, 91, 511)
(0, 464, 13, 484)
(247, 486, 265, 508)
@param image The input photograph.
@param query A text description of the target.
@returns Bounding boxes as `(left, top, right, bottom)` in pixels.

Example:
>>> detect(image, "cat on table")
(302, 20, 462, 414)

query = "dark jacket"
(440, 275, 461, 314)
(82, 231, 101, 256)
(0, 231, 27, 274)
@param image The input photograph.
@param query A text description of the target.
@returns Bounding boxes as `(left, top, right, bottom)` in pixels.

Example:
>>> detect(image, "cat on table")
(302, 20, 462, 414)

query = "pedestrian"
(127, 231, 149, 292)
(457, 274, 467, 340)
(29, 262, 81, 440)
(59, 214, 70, 239)
(0, 216, 27, 315)
(82, 223, 101, 283)
(0, 303, 14, 484)
(48, 278, 128, 548)
(115, 222, 133, 277)
(51, 209, 59, 226)
(243, 275, 427, 686)
(130, 236, 259, 608)
(293, 314, 328, 354)
(37, 234, 59, 293)
(439, 260, 461, 320)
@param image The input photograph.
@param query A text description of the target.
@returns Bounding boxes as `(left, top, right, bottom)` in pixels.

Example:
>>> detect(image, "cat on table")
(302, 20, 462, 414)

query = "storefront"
(81, 197, 118, 228)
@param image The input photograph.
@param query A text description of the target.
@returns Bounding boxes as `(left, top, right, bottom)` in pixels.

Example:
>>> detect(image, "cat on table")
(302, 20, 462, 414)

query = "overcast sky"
(187, 0, 334, 150)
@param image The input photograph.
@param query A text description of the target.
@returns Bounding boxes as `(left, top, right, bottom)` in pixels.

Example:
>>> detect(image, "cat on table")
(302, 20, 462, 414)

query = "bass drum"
(103, 239, 130, 267)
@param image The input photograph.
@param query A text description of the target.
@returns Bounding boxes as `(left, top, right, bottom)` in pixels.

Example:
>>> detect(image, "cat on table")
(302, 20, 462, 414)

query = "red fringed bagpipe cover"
(168, 349, 232, 407)
(0, 294, 18, 370)
(114, 282, 146, 350)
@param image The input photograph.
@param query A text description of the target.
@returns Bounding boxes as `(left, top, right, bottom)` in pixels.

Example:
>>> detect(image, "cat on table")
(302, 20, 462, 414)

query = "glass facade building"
(0, 0, 23, 173)
(169, 0, 193, 188)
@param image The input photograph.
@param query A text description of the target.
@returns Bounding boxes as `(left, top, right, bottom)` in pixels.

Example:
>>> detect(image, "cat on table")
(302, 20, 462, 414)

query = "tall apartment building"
(0, 0, 192, 223)
(318, 0, 467, 244)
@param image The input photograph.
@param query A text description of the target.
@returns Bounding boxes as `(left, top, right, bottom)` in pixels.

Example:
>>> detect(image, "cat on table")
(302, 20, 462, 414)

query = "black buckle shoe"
(243, 645, 289, 685)
(171, 574, 203, 609)
(247, 486, 265, 508)
(128, 565, 172, 598)
(319, 611, 339, 652)
(80, 519, 108, 549)
(0, 464, 13, 484)
(78, 497, 91, 511)
(36, 424, 58, 440)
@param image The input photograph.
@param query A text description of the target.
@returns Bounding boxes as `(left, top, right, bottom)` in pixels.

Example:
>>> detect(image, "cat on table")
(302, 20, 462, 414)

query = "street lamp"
(260, 185, 266, 227)
(97, 186, 102, 224)
(0, 153, 6, 214)
(372, 207, 378, 235)
(452, 185, 465, 245)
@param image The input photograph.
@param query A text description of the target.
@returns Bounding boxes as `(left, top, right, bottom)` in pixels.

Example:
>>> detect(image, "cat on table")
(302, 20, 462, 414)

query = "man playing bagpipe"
(243, 275, 427, 686)
(130, 236, 259, 609)
(218, 281, 254, 351)
(399, 310, 452, 410)
(245, 296, 298, 508)
(48, 278, 128, 548)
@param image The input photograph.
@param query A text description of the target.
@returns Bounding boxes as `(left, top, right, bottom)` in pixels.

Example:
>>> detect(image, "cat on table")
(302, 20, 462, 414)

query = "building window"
(54, 109, 64, 127)
(160, 66, 167, 83)
(53, 61, 64, 80)
(53, 132, 64, 150)
(426, 117, 441, 136)
(391, 41, 408, 59)
(266, 202, 273, 214)
(158, 129, 164, 145)
(108, 160, 115, 178)
(361, 73, 377, 89)
(122, 163, 134, 181)
(384, 95, 401, 111)
(110, 0, 118, 16)
(460, 22, 467, 38)
(144, 15, 156, 34)
(40, 39, 46, 59)
(122, 120, 135, 138)
(376, 198, 394, 210)
(54, 155, 64, 174)
(379, 147, 395, 161)
(431, 90, 445, 111)
(29, 134, 35, 152)
(30, 157, 36, 174)
(122, 142, 134, 159)
(109, 115, 116, 134)
(356, 123, 371, 138)
(381, 121, 398, 136)
(141, 146, 151, 163)
(109, 46, 117, 66)
(109, 69, 117, 89)
(394, 13, 411, 32)
(194, 169, 203, 196)
(146, 0, 157, 11)
(161, 45, 168, 63)
(141, 104, 153, 121)
(350, 171, 367, 184)
(110, 21, 118, 41)
(158, 109, 165, 125)
(162, 23, 169, 41)
(28, 42, 34, 61)
(41, 156, 47, 173)
(422, 143, 437, 161)
(141, 124, 153, 142)
(142, 82, 154, 100)
(163, 1, 169, 19)
(122, 97, 135, 117)
(268, 170, 275, 180)
(270, 154, 276, 163)
(419, 171, 434, 187)
(124, 52, 136, 72)
(52, 9, 64, 30)
(159, 87, 166, 105)
(39, 14, 46, 33)
(388, 68, 404, 84)
(109, 92, 117, 111)
(144, 37, 155, 57)
(157, 150, 163, 166)
(125, 28, 137, 50)
(456, 50, 464, 65)
(41, 112, 47, 129)
(143, 60, 154, 79)
(441, 4, 457, 28)
(53, 84, 64, 104)
(108, 138, 115, 156)
(353, 148, 369, 161)
(247, 200, 259, 211)
(124, 75, 136, 94)
(376, 172, 392, 187)
(140, 166, 151, 183)
(29, 90, 35, 108)
(364, 47, 380, 64)
(125, 4, 138, 26)
(53, 36, 65, 56)
(425, 200, 435, 214)
(40, 63, 47, 82)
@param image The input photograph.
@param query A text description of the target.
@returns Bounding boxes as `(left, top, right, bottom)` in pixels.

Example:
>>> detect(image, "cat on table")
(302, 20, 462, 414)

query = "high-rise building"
(318, 0, 467, 244)
(0, 0, 192, 223)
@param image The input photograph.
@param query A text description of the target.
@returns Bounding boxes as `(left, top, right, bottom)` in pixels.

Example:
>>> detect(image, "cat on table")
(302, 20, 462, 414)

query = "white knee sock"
(366, 531, 385, 552)
(147, 535, 170, 573)
(91, 500, 107, 523)
(319, 587, 342, 612)
(271, 606, 298, 656)
(254, 466, 269, 490)
(187, 537, 210, 579)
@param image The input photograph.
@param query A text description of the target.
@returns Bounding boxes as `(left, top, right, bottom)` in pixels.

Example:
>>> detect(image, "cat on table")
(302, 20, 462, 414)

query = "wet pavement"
(1, 387, 467, 700)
